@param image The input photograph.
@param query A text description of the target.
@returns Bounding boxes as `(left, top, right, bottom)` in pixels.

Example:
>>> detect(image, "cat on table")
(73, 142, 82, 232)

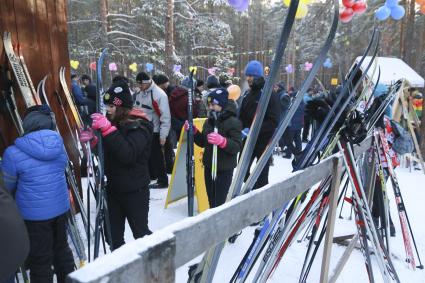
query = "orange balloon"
(227, 84, 241, 101)
(416, 0, 425, 5)
(421, 4, 425, 14)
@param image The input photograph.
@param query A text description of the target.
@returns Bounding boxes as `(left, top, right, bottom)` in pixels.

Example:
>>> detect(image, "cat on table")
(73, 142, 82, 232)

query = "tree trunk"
(165, 0, 174, 79)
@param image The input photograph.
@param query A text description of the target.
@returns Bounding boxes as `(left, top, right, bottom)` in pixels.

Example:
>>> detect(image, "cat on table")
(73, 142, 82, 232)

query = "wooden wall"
(0, 0, 81, 187)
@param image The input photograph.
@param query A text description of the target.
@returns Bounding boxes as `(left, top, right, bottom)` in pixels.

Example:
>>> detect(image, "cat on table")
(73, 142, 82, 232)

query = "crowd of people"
(0, 60, 325, 283)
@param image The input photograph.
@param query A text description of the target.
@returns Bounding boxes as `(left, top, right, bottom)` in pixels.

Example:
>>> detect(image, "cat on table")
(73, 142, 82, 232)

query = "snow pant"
(106, 188, 151, 250)
(244, 152, 271, 190)
(148, 133, 169, 186)
(302, 114, 311, 141)
(164, 135, 175, 174)
(24, 212, 75, 283)
(284, 129, 302, 155)
(204, 167, 233, 208)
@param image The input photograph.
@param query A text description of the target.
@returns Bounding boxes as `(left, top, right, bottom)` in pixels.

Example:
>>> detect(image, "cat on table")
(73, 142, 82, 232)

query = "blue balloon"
(385, 0, 398, 8)
(391, 5, 405, 20)
(375, 5, 391, 21)
(146, 63, 154, 72)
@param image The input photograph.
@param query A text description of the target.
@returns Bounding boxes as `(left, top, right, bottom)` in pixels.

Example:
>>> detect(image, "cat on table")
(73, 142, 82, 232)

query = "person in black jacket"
(0, 183, 29, 283)
(90, 81, 153, 250)
(239, 60, 280, 190)
(185, 88, 242, 207)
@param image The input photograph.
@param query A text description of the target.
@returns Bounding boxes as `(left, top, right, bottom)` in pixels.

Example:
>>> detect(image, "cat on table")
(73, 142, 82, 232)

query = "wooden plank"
(170, 156, 337, 267)
(319, 158, 343, 283)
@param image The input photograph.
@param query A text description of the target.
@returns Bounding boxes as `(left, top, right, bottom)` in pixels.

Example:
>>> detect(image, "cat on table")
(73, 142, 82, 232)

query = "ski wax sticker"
(104, 93, 110, 100)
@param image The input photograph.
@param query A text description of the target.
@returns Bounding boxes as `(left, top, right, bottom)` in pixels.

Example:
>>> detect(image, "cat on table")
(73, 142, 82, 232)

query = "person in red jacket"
(169, 77, 198, 139)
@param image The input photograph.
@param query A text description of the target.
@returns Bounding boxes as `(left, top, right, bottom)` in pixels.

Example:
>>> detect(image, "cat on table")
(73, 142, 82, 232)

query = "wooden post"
(319, 157, 343, 283)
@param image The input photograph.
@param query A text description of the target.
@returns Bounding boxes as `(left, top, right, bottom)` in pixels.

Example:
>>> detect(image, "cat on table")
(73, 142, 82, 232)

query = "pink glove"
(90, 113, 117, 137)
(207, 132, 227, 149)
(79, 128, 98, 148)
(184, 120, 198, 134)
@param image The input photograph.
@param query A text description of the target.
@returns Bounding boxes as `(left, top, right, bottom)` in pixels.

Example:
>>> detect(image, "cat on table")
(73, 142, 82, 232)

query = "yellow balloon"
(295, 3, 308, 19)
(227, 84, 241, 101)
(189, 66, 198, 75)
(70, 60, 79, 70)
(284, 0, 310, 6)
(129, 63, 138, 72)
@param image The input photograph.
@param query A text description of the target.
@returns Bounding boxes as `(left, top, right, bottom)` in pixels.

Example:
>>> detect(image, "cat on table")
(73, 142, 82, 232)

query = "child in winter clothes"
(88, 81, 153, 250)
(185, 88, 242, 208)
(1, 105, 74, 283)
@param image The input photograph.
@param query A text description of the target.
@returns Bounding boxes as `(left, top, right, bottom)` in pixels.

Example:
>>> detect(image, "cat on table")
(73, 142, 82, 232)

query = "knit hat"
(207, 88, 229, 108)
(136, 72, 151, 84)
(245, 60, 264, 78)
(181, 76, 196, 89)
(152, 74, 169, 85)
(206, 75, 220, 89)
(23, 105, 56, 134)
(104, 82, 133, 108)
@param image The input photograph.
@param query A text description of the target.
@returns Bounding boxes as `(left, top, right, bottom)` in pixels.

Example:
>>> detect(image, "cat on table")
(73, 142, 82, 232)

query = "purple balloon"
(228, 0, 244, 6)
(375, 5, 391, 21)
(229, 0, 249, 12)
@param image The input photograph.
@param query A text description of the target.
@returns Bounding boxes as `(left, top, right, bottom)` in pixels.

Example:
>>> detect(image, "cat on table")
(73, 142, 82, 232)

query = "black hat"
(152, 74, 169, 85)
(136, 72, 151, 84)
(206, 75, 220, 89)
(112, 75, 129, 85)
(196, 79, 204, 87)
(207, 88, 229, 108)
(104, 82, 133, 108)
(23, 105, 56, 134)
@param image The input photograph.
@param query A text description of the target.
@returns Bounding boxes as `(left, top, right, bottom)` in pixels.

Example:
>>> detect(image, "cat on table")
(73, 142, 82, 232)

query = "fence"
(67, 137, 372, 283)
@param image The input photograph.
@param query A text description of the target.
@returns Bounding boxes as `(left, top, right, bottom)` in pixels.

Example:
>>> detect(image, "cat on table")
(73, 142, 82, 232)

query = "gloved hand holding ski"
(91, 113, 117, 137)
(207, 132, 227, 148)
(184, 120, 198, 134)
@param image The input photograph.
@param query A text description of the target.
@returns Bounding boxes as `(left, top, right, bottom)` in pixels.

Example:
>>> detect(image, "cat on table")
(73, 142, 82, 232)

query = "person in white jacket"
(134, 72, 171, 189)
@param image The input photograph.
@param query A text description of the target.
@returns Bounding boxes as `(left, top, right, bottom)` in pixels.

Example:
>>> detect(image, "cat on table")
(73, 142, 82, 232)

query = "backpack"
(390, 120, 414, 155)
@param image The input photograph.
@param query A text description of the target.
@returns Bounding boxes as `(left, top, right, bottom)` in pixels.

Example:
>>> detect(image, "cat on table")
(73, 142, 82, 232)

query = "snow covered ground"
(79, 153, 425, 282)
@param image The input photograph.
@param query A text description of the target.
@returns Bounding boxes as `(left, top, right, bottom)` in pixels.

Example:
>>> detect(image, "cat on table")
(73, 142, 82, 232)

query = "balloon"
(342, 0, 355, 8)
(375, 5, 391, 20)
(108, 62, 117, 71)
(300, 0, 311, 4)
(89, 62, 96, 71)
(283, 0, 291, 7)
(352, 1, 367, 14)
(208, 67, 217, 75)
(295, 3, 308, 19)
(189, 66, 197, 74)
(421, 4, 425, 14)
(70, 60, 79, 70)
(227, 84, 241, 101)
(339, 8, 354, 23)
(228, 0, 248, 11)
(385, 0, 398, 8)
(146, 63, 154, 72)
(416, 0, 425, 5)
(285, 64, 293, 73)
(173, 64, 181, 73)
(391, 5, 405, 20)
(129, 63, 138, 73)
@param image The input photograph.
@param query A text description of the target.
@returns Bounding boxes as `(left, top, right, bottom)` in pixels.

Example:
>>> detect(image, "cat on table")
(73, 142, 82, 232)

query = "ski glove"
(207, 132, 227, 149)
(241, 128, 249, 139)
(184, 120, 198, 134)
(91, 113, 117, 137)
(79, 127, 98, 148)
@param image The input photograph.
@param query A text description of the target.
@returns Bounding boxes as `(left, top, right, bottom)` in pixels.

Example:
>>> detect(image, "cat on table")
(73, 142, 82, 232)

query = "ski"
(59, 66, 83, 129)
(377, 129, 423, 269)
(3, 31, 36, 107)
(187, 69, 196, 216)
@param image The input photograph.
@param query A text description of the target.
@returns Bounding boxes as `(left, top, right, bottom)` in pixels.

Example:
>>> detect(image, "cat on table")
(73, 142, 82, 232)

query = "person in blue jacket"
(1, 105, 74, 283)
